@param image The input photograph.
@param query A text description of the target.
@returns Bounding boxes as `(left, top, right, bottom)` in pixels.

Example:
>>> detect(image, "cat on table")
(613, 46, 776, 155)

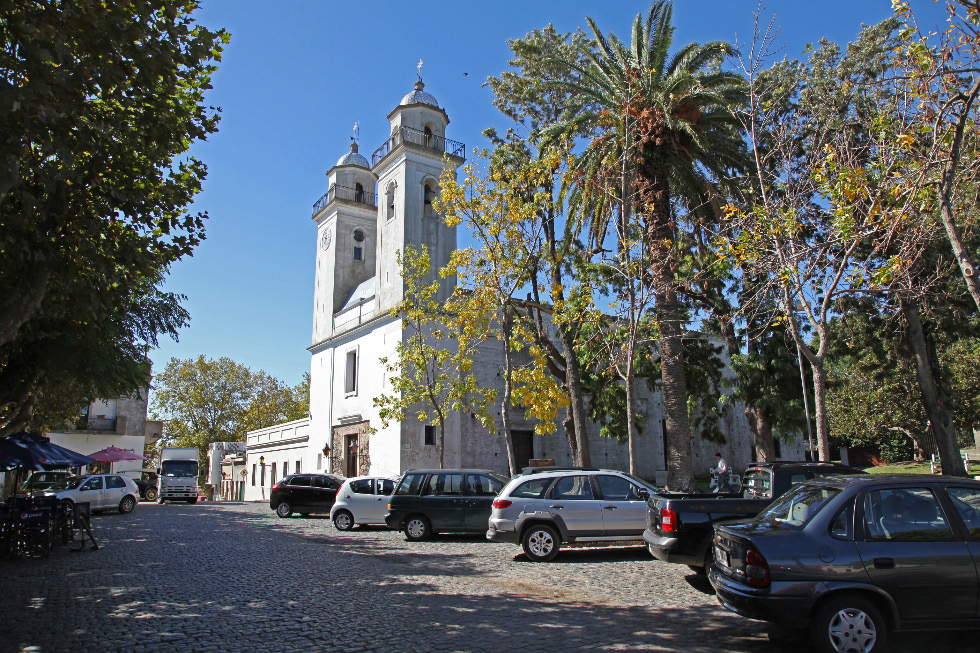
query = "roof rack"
(517, 466, 601, 476)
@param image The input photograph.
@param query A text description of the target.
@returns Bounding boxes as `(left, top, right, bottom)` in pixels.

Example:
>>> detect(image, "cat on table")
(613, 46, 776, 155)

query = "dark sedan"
(709, 474, 980, 653)
(270, 473, 344, 518)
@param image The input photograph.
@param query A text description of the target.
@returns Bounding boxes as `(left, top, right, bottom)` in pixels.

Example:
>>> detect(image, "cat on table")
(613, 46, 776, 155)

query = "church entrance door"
(345, 434, 358, 478)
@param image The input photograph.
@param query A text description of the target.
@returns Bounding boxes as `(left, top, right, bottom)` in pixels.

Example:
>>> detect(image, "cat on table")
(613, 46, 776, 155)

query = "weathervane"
(417, 58, 423, 81)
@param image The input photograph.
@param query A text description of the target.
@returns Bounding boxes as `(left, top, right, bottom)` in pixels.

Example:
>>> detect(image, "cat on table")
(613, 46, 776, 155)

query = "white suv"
(330, 476, 396, 530)
(487, 468, 658, 561)
(54, 474, 141, 514)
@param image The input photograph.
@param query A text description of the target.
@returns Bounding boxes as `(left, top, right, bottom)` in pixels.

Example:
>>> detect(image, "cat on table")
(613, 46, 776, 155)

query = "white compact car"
(55, 474, 141, 514)
(330, 476, 396, 530)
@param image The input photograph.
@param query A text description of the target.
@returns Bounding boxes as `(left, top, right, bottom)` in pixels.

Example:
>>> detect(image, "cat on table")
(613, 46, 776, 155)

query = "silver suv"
(487, 468, 658, 561)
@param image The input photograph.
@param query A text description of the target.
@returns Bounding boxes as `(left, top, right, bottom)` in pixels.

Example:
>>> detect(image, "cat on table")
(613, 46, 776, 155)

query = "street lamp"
(322, 443, 331, 457)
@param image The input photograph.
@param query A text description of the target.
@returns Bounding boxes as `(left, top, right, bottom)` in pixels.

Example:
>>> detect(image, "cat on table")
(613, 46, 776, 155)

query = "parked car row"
(267, 465, 980, 651)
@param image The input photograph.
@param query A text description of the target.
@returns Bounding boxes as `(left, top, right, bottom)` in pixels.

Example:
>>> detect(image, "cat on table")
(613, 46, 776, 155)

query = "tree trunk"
(500, 309, 518, 476)
(903, 298, 966, 477)
(646, 174, 692, 491)
(625, 368, 639, 475)
(936, 78, 980, 313)
(810, 361, 832, 462)
(560, 328, 591, 466)
(747, 405, 776, 462)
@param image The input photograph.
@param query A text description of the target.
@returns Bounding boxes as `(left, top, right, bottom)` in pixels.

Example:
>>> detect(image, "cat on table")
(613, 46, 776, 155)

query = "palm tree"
(544, 1, 747, 490)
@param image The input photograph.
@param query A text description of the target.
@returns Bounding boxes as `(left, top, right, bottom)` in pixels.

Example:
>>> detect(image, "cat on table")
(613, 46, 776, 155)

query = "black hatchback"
(385, 469, 509, 541)
(710, 474, 980, 653)
(270, 473, 344, 518)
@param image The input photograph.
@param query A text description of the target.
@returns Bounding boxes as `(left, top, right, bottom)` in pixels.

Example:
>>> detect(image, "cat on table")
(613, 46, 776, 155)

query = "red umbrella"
(88, 446, 145, 462)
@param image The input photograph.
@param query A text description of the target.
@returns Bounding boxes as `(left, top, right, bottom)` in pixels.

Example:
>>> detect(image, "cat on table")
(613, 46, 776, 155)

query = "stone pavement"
(0, 502, 977, 652)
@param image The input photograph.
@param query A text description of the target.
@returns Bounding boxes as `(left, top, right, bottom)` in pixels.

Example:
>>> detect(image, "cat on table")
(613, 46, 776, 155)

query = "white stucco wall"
(243, 418, 311, 502)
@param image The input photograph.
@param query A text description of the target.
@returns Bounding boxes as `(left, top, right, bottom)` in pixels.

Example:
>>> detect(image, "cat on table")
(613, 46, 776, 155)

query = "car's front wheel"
(333, 510, 355, 531)
(521, 524, 560, 562)
(811, 594, 887, 653)
(144, 487, 158, 501)
(276, 501, 293, 518)
(118, 496, 136, 514)
(404, 515, 431, 541)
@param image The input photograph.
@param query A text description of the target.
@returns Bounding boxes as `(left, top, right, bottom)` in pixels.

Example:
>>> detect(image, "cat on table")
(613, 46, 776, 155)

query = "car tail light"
(492, 498, 512, 509)
(660, 507, 679, 533)
(271, 483, 280, 492)
(745, 549, 771, 588)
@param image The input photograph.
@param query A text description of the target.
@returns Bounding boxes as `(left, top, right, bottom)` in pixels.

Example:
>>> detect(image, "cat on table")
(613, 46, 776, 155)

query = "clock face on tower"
(320, 229, 332, 251)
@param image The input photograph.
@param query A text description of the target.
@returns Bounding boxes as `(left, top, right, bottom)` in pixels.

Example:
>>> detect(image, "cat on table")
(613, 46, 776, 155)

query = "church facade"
(241, 80, 803, 501)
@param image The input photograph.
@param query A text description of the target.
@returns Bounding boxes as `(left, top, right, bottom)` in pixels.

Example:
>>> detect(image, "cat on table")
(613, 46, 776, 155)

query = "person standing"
(713, 453, 733, 493)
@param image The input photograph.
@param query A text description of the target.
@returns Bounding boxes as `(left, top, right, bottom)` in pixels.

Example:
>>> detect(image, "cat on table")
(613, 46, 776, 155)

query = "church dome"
(336, 143, 369, 168)
(400, 80, 439, 108)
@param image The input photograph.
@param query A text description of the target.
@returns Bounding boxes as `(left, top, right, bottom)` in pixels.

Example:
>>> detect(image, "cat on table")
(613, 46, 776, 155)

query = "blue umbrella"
(0, 432, 95, 471)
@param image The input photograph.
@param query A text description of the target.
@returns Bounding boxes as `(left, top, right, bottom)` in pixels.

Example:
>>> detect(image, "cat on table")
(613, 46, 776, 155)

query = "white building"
(45, 392, 159, 479)
(243, 78, 803, 500)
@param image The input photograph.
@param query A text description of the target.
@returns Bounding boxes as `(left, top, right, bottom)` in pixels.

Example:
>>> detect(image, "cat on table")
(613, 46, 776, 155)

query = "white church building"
(242, 79, 802, 502)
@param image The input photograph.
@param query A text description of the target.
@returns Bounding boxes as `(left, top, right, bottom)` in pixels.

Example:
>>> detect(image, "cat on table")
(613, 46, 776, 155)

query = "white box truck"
(157, 447, 200, 504)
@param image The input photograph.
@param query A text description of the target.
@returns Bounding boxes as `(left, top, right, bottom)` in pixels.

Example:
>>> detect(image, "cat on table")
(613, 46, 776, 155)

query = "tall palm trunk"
(645, 173, 693, 491)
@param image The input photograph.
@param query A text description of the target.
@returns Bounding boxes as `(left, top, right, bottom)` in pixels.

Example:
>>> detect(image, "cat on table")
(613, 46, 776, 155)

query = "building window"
(423, 181, 435, 215)
(345, 349, 358, 394)
(296, 460, 301, 474)
(354, 182, 364, 203)
(386, 183, 395, 220)
(283, 461, 289, 476)
(252, 464, 256, 486)
(317, 453, 322, 469)
(260, 464, 265, 487)
(424, 424, 436, 446)
(271, 463, 277, 486)
(353, 229, 364, 261)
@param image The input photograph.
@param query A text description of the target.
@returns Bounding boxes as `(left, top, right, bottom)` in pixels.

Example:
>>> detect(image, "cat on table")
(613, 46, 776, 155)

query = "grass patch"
(863, 461, 933, 475)
(864, 459, 980, 475)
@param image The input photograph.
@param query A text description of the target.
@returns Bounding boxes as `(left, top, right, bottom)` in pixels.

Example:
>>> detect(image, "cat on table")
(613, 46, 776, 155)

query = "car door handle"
(873, 558, 895, 569)
(603, 505, 618, 510)
(549, 504, 564, 510)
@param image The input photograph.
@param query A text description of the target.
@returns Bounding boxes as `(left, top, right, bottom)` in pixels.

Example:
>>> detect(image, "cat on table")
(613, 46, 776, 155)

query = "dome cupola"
(400, 80, 439, 108)
(336, 142, 370, 168)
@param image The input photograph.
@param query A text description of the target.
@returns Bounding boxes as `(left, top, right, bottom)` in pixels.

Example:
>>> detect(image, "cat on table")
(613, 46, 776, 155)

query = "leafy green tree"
(1, 271, 186, 434)
(543, 1, 747, 489)
(0, 0, 227, 428)
(374, 246, 495, 469)
(486, 26, 596, 466)
(151, 356, 305, 463)
(438, 149, 571, 475)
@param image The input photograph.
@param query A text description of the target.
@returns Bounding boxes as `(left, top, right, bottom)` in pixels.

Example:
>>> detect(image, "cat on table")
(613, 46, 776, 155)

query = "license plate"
(715, 546, 731, 569)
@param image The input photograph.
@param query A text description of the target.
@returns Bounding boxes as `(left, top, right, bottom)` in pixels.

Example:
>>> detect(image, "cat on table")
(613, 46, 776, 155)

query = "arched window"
(354, 182, 364, 204)
(423, 125, 433, 149)
(423, 181, 434, 213)
(386, 183, 395, 220)
(353, 229, 365, 261)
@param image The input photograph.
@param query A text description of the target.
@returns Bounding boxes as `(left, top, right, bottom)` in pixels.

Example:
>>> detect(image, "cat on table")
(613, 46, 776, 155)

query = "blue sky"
(150, 0, 949, 388)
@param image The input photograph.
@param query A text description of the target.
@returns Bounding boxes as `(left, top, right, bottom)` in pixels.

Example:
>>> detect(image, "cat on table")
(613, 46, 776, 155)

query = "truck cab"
(157, 447, 200, 504)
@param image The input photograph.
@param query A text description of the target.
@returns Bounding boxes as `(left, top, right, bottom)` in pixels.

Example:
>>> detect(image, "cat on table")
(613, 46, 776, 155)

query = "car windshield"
(755, 483, 841, 530)
(59, 476, 86, 490)
(161, 461, 198, 477)
(617, 471, 659, 491)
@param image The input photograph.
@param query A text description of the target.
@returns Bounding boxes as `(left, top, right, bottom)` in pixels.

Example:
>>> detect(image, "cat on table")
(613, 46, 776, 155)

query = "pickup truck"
(643, 461, 863, 572)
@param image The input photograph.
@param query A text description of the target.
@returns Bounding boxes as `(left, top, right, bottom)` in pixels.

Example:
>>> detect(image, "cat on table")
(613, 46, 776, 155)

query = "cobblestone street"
(1, 502, 978, 653)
